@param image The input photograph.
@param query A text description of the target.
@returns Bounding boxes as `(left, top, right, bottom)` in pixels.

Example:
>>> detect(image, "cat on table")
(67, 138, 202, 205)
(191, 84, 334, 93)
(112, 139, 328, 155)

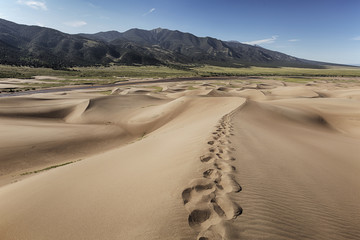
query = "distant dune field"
(1, 78, 360, 239)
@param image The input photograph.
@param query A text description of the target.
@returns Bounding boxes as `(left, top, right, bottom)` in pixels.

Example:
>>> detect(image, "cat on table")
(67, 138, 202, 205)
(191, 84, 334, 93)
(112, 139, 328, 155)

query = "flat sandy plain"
(1, 77, 360, 240)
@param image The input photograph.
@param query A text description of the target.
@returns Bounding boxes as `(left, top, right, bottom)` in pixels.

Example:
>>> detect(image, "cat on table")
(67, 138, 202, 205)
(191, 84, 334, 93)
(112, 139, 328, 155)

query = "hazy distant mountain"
(0, 18, 333, 68)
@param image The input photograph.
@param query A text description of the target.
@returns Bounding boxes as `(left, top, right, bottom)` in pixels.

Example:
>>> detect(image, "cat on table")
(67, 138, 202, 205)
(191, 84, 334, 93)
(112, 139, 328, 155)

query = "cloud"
(143, 8, 155, 16)
(17, 0, 47, 11)
(288, 39, 300, 42)
(243, 36, 278, 45)
(351, 36, 360, 40)
(64, 21, 87, 27)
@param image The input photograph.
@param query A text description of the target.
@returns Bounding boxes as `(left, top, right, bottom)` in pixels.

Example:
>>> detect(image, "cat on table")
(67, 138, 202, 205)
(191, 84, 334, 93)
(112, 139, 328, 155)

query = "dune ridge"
(0, 95, 192, 181)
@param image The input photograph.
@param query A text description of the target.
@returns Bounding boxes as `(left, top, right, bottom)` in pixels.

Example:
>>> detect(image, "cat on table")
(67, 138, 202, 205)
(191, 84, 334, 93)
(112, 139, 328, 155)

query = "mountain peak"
(0, 18, 330, 68)
(151, 27, 166, 34)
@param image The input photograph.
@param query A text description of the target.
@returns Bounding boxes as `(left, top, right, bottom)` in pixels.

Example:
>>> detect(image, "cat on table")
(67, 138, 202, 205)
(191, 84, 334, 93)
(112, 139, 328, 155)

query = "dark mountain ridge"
(0, 18, 337, 68)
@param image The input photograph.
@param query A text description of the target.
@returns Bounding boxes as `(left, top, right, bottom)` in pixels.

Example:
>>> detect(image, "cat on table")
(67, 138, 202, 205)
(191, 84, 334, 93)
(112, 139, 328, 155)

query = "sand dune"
(230, 100, 360, 239)
(0, 93, 245, 239)
(1, 79, 360, 239)
(269, 86, 319, 98)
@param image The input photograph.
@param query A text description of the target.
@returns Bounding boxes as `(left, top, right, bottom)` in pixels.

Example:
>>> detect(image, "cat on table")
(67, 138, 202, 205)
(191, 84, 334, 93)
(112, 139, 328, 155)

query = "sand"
(0, 78, 360, 239)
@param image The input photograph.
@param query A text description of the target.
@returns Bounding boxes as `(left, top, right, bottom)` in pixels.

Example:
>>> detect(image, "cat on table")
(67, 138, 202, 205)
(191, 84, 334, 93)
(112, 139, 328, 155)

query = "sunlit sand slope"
(0, 95, 245, 240)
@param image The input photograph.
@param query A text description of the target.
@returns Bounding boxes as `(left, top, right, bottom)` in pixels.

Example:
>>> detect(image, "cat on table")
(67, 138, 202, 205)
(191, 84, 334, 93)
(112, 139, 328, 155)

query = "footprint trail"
(181, 111, 242, 239)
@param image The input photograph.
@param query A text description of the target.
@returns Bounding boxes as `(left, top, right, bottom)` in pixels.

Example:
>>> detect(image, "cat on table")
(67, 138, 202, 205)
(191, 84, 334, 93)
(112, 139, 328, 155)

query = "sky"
(1, 0, 359, 65)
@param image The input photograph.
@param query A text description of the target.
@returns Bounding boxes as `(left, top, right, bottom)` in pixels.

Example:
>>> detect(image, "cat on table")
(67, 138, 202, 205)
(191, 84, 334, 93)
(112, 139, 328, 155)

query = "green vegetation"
(0, 65, 194, 79)
(0, 65, 77, 79)
(1, 64, 360, 80)
(20, 160, 80, 176)
(1, 64, 360, 91)
(192, 65, 360, 77)
(272, 77, 316, 83)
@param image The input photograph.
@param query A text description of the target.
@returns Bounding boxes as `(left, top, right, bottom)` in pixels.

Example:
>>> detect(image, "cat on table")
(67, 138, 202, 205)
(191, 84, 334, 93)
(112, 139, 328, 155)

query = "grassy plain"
(1, 64, 360, 93)
(192, 65, 360, 77)
(1, 64, 360, 79)
(0, 65, 194, 79)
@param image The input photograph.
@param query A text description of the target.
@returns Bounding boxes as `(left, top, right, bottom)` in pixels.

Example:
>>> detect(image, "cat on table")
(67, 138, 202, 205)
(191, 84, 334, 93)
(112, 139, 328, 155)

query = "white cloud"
(351, 36, 360, 40)
(64, 21, 87, 27)
(288, 39, 300, 42)
(143, 8, 155, 16)
(243, 36, 278, 45)
(17, 0, 47, 11)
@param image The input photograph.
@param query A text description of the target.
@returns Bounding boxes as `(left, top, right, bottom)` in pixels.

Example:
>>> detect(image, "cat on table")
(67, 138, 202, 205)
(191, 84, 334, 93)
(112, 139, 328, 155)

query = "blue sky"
(1, 0, 359, 65)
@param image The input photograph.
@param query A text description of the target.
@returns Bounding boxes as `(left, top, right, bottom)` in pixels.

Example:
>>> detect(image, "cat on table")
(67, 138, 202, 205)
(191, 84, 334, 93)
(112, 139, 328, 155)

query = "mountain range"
(0, 18, 334, 69)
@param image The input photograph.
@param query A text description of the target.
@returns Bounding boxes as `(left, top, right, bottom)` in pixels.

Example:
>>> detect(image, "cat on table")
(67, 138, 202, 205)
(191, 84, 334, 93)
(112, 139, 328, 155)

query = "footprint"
(195, 183, 214, 192)
(200, 155, 213, 162)
(233, 205, 243, 219)
(219, 140, 231, 145)
(182, 188, 192, 204)
(211, 198, 225, 217)
(188, 209, 212, 228)
(198, 223, 225, 240)
(182, 179, 216, 206)
(214, 196, 243, 220)
(203, 169, 214, 178)
(208, 141, 215, 145)
(222, 156, 236, 161)
(210, 147, 224, 154)
(218, 147, 235, 154)
(221, 153, 236, 161)
(217, 175, 242, 193)
(214, 161, 236, 172)
(203, 169, 222, 180)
